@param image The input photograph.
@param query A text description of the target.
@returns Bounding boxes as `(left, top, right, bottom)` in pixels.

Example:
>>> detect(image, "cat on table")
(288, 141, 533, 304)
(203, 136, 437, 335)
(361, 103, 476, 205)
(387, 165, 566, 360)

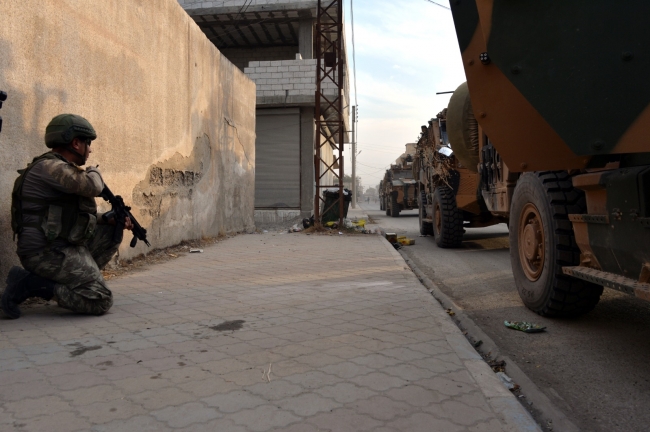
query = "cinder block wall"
(0, 0, 256, 279)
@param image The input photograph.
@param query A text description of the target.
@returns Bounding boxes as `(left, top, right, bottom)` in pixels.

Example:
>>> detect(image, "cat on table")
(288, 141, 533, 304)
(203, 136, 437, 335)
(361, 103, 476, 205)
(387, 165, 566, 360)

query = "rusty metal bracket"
(563, 266, 650, 302)
(314, 0, 345, 227)
(568, 214, 610, 224)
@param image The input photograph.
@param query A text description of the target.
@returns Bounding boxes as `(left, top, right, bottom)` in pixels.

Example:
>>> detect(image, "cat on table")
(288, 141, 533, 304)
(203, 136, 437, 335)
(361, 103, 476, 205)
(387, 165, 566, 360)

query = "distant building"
(178, 0, 350, 223)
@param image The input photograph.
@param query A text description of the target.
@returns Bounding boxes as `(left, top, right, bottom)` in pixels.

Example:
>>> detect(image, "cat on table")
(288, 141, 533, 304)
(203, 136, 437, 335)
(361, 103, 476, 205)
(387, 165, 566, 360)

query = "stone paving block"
(265, 359, 312, 378)
(91, 414, 168, 432)
(424, 399, 497, 426)
(99, 363, 153, 381)
(15, 410, 92, 432)
(384, 384, 449, 407)
(49, 371, 110, 390)
(203, 390, 268, 413)
(308, 408, 383, 432)
(285, 370, 345, 389)
(468, 419, 510, 432)
(245, 379, 305, 401)
(314, 382, 378, 404)
(139, 355, 193, 372)
(268, 342, 318, 358)
(418, 371, 478, 397)
(178, 376, 240, 398)
(220, 367, 270, 386)
(181, 417, 250, 432)
(61, 385, 124, 407)
(111, 374, 172, 395)
(5, 395, 72, 419)
(127, 387, 195, 410)
(386, 412, 466, 432)
(349, 353, 402, 369)
(0, 367, 45, 384)
(278, 422, 323, 432)
(277, 392, 342, 416)
(351, 395, 415, 421)
(294, 352, 343, 368)
(349, 372, 407, 392)
(230, 405, 301, 432)
(0, 378, 59, 401)
(320, 361, 375, 379)
(77, 398, 148, 424)
(381, 362, 437, 381)
(151, 402, 221, 428)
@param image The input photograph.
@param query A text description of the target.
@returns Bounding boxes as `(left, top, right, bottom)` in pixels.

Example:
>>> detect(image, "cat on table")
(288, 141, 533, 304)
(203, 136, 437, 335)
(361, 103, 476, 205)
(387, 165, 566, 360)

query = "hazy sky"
(344, 0, 466, 191)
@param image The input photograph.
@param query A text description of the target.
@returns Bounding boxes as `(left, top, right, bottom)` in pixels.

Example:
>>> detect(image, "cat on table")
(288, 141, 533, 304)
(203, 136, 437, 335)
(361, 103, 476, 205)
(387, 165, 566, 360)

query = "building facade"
(179, 0, 350, 223)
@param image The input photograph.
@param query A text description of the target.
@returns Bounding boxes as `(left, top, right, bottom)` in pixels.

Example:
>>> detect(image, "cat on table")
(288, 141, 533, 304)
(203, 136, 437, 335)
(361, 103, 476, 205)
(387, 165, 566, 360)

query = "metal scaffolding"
(314, 0, 345, 227)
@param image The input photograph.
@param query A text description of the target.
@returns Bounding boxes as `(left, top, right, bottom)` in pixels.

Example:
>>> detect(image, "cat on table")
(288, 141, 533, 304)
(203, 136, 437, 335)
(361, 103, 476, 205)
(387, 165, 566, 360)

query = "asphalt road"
(360, 201, 650, 432)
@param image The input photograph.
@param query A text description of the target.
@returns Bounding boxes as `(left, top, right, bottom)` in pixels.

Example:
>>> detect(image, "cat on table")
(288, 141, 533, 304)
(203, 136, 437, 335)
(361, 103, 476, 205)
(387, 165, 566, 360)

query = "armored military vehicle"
(447, 2, 650, 317)
(380, 145, 419, 217)
(413, 109, 503, 247)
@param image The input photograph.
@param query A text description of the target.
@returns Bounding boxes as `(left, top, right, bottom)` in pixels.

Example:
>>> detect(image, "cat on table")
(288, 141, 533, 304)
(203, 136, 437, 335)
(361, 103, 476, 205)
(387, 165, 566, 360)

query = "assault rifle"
(99, 185, 151, 248)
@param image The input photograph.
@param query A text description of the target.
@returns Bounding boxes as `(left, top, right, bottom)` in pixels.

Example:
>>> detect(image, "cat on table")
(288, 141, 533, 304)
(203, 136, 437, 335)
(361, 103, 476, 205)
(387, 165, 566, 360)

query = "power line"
(423, 0, 450, 10)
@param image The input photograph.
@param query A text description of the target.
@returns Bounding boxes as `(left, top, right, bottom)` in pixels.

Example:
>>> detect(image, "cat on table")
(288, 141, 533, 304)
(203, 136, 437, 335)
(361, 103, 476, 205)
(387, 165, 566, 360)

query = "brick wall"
(221, 46, 299, 71)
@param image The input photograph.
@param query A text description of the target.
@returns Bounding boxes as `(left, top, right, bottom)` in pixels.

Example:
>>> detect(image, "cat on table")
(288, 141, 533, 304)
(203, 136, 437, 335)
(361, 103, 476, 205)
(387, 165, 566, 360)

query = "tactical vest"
(11, 152, 97, 245)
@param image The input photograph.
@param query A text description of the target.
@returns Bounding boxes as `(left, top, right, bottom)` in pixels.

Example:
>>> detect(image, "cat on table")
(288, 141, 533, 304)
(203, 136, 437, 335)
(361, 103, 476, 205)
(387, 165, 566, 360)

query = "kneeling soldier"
(2, 114, 131, 319)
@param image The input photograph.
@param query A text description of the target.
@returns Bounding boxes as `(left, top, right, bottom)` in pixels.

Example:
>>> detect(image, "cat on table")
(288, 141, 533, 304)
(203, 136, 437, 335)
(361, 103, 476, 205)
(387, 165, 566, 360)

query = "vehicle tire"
(385, 197, 390, 216)
(432, 186, 463, 247)
(419, 189, 433, 236)
(390, 193, 400, 217)
(509, 171, 603, 317)
(379, 197, 384, 211)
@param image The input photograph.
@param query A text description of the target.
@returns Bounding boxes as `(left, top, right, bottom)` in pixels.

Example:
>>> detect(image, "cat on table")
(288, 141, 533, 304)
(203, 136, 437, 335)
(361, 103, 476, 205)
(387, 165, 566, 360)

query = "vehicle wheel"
(390, 193, 400, 217)
(379, 197, 384, 210)
(419, 189, 433, 236)
(432, 186, 463, 247)
(509, 171, 603, 317)
(385, 197, 390, 216)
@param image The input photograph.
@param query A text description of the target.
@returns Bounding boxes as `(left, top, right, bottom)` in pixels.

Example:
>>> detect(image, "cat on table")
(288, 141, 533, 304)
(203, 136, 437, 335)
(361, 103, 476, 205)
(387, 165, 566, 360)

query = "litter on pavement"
(397, 236, 415, 246)
(504, 320, 546, 333)
(189, 248, 203, 253)
(496, 372, 519, 391)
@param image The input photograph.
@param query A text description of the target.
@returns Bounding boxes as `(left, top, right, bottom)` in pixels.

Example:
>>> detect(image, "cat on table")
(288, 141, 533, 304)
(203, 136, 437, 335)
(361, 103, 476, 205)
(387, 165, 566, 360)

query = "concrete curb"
(399, 251, 581, 432)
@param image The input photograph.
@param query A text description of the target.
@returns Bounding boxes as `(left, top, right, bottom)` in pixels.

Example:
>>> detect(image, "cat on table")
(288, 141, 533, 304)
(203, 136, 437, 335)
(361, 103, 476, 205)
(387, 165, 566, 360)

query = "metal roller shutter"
(255, 109, 301, 208)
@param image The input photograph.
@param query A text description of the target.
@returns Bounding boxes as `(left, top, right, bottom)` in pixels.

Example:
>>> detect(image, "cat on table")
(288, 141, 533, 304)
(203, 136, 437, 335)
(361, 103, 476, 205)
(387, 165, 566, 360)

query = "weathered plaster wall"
(0, 0, 256, 279)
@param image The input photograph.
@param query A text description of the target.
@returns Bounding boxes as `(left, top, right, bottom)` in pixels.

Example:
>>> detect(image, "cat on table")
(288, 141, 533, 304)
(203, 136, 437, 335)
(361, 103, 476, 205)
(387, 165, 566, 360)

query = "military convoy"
(379, 145, 419, 217)
(441, 2, 650, 316)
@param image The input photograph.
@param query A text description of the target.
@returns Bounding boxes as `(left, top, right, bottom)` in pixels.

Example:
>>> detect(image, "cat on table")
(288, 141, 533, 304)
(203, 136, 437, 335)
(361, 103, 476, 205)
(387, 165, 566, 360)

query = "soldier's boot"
(1, 266, 56, 319)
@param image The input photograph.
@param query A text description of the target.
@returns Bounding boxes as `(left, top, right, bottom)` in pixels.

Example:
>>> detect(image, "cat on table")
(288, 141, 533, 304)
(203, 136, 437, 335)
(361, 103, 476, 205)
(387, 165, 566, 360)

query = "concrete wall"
(0, 0, 256, 279)
(221, 46, 299, 71)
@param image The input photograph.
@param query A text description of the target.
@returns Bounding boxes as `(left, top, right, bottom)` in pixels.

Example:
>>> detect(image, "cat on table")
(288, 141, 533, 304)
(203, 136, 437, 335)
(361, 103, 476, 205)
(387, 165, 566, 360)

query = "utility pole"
(351, 105, 356, 209)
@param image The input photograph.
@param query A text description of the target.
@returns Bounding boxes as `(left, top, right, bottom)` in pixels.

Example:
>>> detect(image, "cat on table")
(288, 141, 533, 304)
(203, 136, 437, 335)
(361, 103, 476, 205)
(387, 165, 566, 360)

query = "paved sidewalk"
(0, 232, 540, 431)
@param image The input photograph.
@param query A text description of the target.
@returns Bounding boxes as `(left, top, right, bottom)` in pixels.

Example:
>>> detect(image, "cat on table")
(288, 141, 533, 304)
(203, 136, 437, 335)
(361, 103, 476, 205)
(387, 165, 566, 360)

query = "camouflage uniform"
(20, 224, 121, 315)
(15, 152, 121, 315)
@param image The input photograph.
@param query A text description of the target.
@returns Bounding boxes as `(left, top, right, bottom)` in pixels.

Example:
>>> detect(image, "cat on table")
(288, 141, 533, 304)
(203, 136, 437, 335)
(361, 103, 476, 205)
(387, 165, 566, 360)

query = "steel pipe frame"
(314, 0, 345, 227)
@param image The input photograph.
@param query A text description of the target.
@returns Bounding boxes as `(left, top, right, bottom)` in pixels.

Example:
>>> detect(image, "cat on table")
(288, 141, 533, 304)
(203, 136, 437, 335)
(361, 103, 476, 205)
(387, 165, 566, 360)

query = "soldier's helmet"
(44, 114, 97, 148)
